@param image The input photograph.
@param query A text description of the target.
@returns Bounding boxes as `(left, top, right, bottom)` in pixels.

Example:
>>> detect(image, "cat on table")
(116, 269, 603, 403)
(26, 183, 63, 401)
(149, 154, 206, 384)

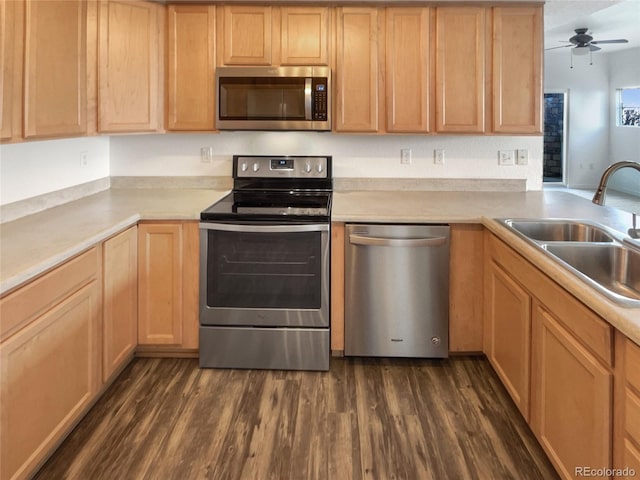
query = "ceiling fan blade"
(589, 45, 602, 52)
(545, 44, 573, 51)
(591, 39, 629, 44)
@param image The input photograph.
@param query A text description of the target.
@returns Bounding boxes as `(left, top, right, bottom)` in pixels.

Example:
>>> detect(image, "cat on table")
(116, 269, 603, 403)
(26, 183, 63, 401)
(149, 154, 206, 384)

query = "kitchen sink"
(543, 243, 640, 306)
(499, 218, 640, 307)
(503, 219, 615, 243)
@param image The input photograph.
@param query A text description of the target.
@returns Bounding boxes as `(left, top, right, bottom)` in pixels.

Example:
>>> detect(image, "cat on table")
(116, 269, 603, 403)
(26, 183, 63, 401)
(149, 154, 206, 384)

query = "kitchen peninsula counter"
(0, 188, 229, 296)
(332, 189, 640, 347)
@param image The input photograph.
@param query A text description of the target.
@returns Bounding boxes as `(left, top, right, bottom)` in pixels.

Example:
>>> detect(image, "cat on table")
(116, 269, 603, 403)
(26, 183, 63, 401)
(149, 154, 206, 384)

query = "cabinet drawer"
(0, 248, 99, 342)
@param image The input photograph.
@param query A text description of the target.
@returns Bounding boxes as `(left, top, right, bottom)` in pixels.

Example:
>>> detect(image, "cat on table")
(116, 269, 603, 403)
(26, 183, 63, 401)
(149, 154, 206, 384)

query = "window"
(617, 87, 640, 127)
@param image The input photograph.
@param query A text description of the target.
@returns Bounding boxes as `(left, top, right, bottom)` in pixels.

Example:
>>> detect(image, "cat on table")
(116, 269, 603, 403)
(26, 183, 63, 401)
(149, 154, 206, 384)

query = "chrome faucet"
(592, 161, 640, 205)
(592, 161, 640, 238)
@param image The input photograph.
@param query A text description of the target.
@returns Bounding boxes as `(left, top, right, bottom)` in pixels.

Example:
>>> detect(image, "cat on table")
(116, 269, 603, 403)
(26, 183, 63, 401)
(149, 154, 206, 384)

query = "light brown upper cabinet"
(0, 0, 24, 142)
(435, 7, 486, 133)
(218, 5, 272, 65)
(279, 6, 330, 65)
(335, 7, 383, 133)
(492, 7, 542, 134)
(385, 8, 431, 133)
(23, 0, 89, 139)
(98, 0, 163, 133)
(166, 4, 216, 131)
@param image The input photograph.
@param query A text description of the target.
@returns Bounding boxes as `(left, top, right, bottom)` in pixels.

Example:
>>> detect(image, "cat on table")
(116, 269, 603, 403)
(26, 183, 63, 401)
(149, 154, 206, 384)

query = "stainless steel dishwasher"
(345, 224, 449, 358)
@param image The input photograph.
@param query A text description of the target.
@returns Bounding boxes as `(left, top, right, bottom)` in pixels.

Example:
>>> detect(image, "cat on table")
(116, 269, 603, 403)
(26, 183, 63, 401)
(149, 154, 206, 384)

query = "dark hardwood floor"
(34, 356, 558, 480)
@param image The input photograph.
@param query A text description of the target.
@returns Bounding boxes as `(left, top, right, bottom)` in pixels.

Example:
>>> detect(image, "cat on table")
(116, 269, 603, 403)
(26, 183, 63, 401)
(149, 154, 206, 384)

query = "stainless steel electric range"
(199, 155, 332, 371)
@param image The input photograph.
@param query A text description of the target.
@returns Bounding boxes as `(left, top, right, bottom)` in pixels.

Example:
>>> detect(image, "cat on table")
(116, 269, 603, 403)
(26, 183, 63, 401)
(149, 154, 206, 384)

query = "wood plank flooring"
(34, 356, 558, 480)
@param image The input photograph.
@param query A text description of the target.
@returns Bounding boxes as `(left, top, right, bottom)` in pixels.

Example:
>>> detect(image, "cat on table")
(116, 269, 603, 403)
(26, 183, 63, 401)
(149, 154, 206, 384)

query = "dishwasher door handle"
(348, 234, 447, 248)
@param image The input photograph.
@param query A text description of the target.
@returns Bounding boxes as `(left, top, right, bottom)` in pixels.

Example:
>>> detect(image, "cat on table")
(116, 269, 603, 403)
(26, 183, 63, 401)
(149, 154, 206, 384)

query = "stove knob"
(252, 163, 260, 172)
(316, 163, 324, 174)
(304, 164, 312, 174)
(241, 162, 248, 172)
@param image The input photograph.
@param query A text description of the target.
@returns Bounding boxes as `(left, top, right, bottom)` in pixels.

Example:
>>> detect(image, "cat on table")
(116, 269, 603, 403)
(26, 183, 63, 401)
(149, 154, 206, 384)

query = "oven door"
(199, 223, 329, 328)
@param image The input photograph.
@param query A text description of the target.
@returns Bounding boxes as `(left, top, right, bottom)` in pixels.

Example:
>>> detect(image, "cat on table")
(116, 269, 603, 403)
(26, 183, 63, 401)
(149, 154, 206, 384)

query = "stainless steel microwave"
(216, 66, 331, 131)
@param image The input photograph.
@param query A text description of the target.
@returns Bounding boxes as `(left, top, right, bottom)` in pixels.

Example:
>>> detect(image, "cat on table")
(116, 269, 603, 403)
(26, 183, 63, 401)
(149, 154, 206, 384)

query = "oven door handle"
(200, 223, 329, 233)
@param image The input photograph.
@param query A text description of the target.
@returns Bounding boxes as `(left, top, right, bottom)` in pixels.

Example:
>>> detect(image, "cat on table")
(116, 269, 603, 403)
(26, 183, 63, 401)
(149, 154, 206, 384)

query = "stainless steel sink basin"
(503, 219, 615, 243)
(499, 218, 640, 307)
(543, 243, 640, 306)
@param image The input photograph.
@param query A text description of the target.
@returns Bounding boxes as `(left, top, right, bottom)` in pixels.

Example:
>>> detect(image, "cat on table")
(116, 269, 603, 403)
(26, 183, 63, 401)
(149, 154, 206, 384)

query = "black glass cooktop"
(201, 190, 332, 222)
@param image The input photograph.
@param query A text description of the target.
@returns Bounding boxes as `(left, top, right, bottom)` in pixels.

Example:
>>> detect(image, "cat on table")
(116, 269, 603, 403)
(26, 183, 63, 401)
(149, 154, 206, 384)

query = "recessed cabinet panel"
(167, 5, 216, 131)
(492, 7, 542, 133)
(98, 0, 161, 132)
(219, 6, 272, 65)
(280, 7, 329, 65)
(386, 8, 430, 133)
(24, 0, 87, 138)
(336, 7, 381, 132)
(0, 0, 24, 142)
(435, 7, 485, 133)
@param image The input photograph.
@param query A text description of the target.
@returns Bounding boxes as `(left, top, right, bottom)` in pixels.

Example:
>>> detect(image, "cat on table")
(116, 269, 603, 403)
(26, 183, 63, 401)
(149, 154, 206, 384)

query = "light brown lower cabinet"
(485, 231, 615, 480)
(614, 334, 640, 476)
(0, 248, 101, 480)
(137, 221, 199, 353)
(102, 226, 138, 382)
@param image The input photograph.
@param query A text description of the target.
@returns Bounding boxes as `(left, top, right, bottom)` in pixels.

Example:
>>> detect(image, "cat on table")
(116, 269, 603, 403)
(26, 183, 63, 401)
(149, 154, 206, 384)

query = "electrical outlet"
(434, 149, 445, 165)
(200, 147, 213, 163)
(80, 151, 88, 168)
(498, 150, 515, 166)
(400, 148, 412, 165)
(516, 149, 529, 165)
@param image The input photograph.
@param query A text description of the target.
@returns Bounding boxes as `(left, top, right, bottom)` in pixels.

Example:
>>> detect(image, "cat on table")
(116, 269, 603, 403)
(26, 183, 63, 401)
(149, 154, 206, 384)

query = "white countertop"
(2, 187, 638, 346)
(0, 188, 229, 295)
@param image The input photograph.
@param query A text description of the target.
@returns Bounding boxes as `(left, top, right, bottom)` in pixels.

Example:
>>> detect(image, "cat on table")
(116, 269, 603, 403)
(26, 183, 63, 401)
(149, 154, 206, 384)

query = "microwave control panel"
(312, 79, 328, 121)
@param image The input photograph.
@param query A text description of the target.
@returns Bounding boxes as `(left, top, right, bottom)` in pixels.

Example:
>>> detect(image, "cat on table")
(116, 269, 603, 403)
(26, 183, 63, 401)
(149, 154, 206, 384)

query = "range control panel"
(235, 155, 330, 179)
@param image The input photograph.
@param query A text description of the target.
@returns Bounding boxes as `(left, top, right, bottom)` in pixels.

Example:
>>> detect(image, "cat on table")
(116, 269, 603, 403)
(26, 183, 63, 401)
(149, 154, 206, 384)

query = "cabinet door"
(103, 227, 137, 382)
(614, 335, 640, 474)
(485, 259, 531, 418)
(492, 7, 542, 134)
(0, 0, 24, 142)
(23, 0, 88, 138)
(98, 0, 162, 132)
(336, 7, 382, 133)
(280, 7, 329, 66)
(219, 5, 272, 65)
(0, 281, 100, 480)
(385, 8, 431, 133)
(166, 4, 216, 131)
(138, 223, 184, 345)
(531, 303, 612, 479)
(435, 7, 485, 133)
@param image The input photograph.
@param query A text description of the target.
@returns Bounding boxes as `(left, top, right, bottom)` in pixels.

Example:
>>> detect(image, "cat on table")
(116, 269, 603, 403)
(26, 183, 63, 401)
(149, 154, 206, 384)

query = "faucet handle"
(629, 212, 640, 239)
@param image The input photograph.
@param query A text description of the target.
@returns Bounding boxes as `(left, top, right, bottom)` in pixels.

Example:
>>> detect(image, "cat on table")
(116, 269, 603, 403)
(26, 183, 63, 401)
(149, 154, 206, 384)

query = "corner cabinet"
(335, 7, 383, 133)
(23, 0, 89, 139)
(98, 0, 163, 133)
(492, 7, 542, 134)
(166, 4, 216, 131)
(102, 227, 138, 383)
(137, 222, 199, 353)
(0, 0, 24, 142)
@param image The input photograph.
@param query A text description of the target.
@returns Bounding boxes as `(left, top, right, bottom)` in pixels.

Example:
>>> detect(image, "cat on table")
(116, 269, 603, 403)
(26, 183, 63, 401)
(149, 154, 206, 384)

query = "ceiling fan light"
(573, 46, 590, 56)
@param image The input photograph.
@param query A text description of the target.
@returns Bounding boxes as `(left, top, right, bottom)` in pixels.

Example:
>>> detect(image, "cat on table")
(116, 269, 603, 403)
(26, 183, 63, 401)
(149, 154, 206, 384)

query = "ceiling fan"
(546, 28, 629, 55)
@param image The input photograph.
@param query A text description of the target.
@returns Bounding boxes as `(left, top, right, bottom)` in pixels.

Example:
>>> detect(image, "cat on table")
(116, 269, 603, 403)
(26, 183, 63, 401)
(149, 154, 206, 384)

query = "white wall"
(544, 49, 611, 188)
(607, 47, 640, 196)
(111, 132, 543, 189)
(0, 137, 110, 205)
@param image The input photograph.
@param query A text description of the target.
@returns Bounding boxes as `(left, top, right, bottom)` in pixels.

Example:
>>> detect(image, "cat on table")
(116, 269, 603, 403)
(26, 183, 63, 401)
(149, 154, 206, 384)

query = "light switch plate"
(499, 150, 515, 166)
(434, 149, 445, 165)
(516, 149, 529, 165)
(401, 148, 412, 165)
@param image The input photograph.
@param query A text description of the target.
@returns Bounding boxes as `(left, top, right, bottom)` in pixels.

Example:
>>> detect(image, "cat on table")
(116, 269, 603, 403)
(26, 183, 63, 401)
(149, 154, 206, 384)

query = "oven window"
(218, 77, 306, 120)
(206, 230, 321, 309)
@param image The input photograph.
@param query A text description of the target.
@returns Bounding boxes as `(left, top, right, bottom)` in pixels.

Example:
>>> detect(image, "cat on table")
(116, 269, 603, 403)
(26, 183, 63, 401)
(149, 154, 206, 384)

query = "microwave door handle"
(304, 78, 312, 120)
